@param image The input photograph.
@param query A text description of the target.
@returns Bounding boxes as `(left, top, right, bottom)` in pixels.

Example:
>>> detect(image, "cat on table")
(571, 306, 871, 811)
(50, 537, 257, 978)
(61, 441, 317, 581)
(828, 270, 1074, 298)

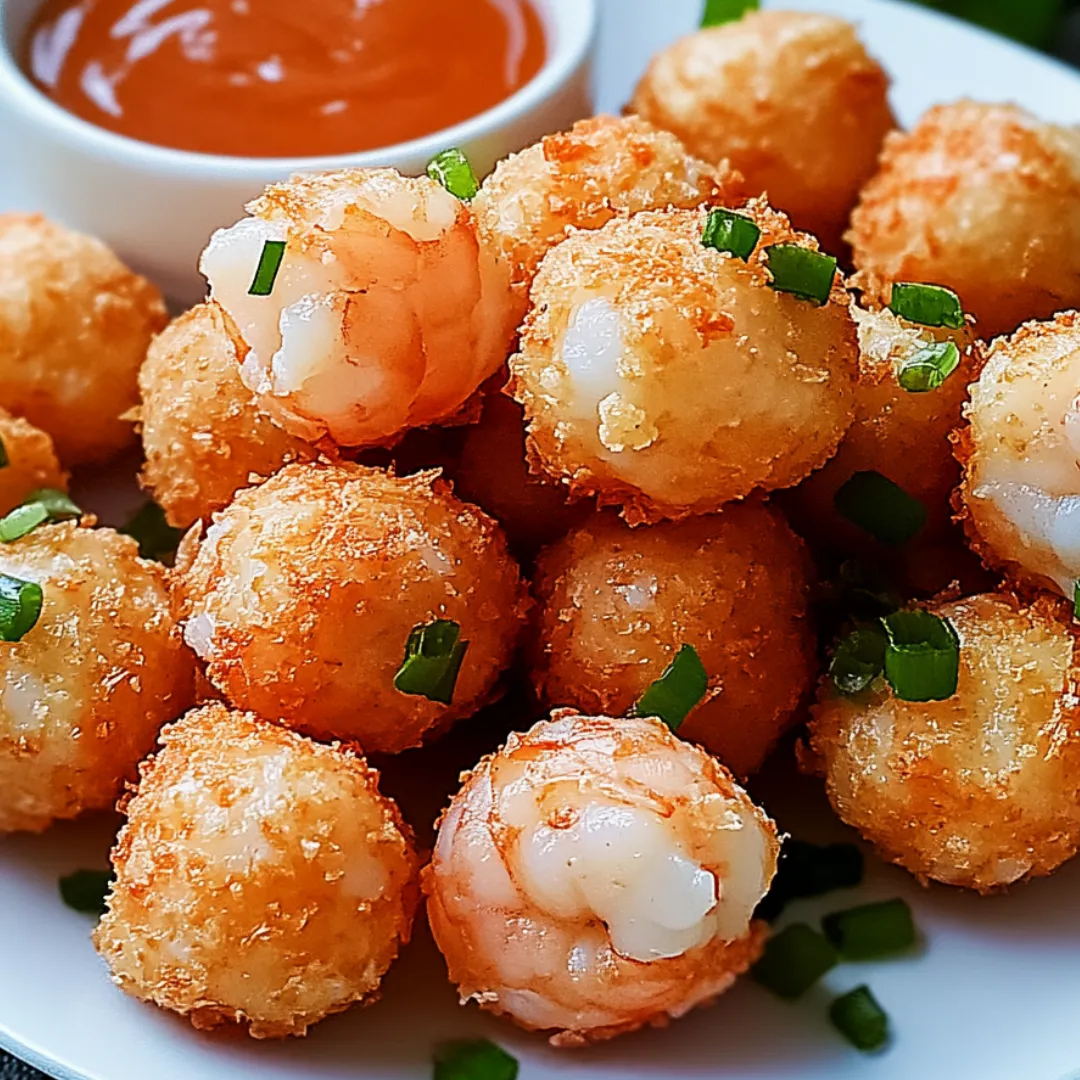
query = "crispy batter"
(0, 407, 67, 517)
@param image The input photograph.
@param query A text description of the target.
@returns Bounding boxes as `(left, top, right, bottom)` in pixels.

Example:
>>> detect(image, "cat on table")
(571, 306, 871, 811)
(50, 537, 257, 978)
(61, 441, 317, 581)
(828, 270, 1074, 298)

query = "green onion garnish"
(1074, 580, 1080, 621)
(823, 898, 917, 960)
(896, 340, 961, 393)
(756, 840, 864, 922)
(58, 869, 113, 915)
(0, 488, 81, 543)
(830, 627, 887, 696)
(702, 208, 761, 260)
(121, 501, 183, 564)
(829, 985, 890, 1053)
(248, 239, 287, 297)
(701, 0, 759, 26)
(394, 619, 469, 705)
(764, 244, 837, 305)
(427, 149, 481, 202)
(632, 643, 708, 732)
(0, 572, 43, 643)
(881, 609, 960, 703)
(889, 282, 965, 329)
(834, 470, 927, 546)
(0, 436, 7, 469)
(433, 1039, 518, 1080)
(751, 923, 838, 1000)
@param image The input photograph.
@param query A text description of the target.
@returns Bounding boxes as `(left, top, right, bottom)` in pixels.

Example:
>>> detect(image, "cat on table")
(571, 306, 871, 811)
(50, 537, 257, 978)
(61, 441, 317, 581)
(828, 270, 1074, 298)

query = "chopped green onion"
(0, 436, 7, 469)
(248, 239, 286, 297)
(427, 149, 481, 201)
(26, 488, 82, 520)
(823, 898, 917, 960)
(702, 208, 761, 260)
(121, 501, 183, 564)
(751, 923, 838, 1000)
(0, 488, 82, 543)
(1074, 579, 1080, 621)
(896, 340, 961, 393)
(59, 869, 113, 915)
(433, 1039, 518, 1080)
(834, 470, 927, 546)
(830, 627, 887, 696)
(756, 840, 864, 922)
(632, 644, 708, 732)
(764, 244, 837, 305)
(394, 619, 469, 705)
(701, 0, 759, 26)
(889, 282, 965, 329)
(0, 573, 43, 643)
(881, 609, 960, 703)
(829, 985, 890, 1052)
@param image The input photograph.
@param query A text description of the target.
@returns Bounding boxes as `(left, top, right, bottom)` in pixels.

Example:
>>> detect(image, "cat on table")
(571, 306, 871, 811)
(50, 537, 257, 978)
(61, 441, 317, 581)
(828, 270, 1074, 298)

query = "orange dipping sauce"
(23, 0, 547, 158)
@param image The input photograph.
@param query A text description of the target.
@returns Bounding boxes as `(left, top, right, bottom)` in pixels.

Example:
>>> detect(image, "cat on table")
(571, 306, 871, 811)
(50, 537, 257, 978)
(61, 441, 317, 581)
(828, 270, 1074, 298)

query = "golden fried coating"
(176, 462, 529, 753)
(137, 302, 315, 529)
(529, 504, 815, 777)
(509, 200, 857, 523)
(849, 102, 1080, 340)
(808, 593, 1080, 892)
(0, 214, 168, 465)
(472, 114, 744, 299)
(93, 704, 420, 1038)
(630, 11, 895, 252)
(0, 408, 67, 517)
(0, 524, 194, 832)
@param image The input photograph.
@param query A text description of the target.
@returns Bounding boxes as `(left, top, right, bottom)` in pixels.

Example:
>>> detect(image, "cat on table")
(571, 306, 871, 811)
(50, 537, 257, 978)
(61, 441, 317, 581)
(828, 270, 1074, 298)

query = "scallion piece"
(701, 0, 759, 26)
(702, 208, 761, 260)
(829, 985, 890, 1052)
(0, 436, 7, 469)
(764, 244, 837, 305)
(889, 282, 965, 329)
(751, 923, 838, 1000)
(394, 619, 469, 705)
(427, 148, 481, 201)
(1074, 579, 1080, 621)
(881, 609, 960, 703)
(26, 488, 82, 520)
(756, 840, 864, 922)
(822, 898, 916, 960)
(58, 869, 113, 915)
(632, 644, 708, 732)
(0, 573, 42, 642)
(896, 340, 961, 393)
(248, 239, 287, 297)
(830, 627, 887, 696)
(0, 488, 82, 543)
(433, 1039, 518, 1080)
(834, 470, 927, 546)
(121, 501, 183, 564)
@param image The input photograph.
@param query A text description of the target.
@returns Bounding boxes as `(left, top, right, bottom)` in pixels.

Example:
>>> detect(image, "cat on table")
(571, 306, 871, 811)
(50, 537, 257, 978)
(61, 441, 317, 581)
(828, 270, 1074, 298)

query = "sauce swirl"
(24, 0, 547, 158)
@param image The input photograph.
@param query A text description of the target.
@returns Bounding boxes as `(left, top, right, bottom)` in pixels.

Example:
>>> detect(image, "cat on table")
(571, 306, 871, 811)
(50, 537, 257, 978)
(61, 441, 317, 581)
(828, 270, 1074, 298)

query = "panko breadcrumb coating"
(529, 504, 815, 777)
(0, 214, 168, 465)
(424, 711, 779, 1045)
(848, 102, 1080, 339)
(93, 704, 420, 1038)
(630, 11, 895, 252)
(0, 408, 67, 516)
(472, 114, 744, 298)
(137, 302, 315, 529)
(509, 200, 858, 523)
(808, 593, 1080, 892)
(176, 462, 529, 753)
(0, 523, 194, 833)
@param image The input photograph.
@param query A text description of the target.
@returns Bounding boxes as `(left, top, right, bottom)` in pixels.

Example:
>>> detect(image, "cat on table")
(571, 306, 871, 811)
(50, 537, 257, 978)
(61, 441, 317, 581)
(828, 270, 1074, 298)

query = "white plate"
(5, 2, 1080, 1079)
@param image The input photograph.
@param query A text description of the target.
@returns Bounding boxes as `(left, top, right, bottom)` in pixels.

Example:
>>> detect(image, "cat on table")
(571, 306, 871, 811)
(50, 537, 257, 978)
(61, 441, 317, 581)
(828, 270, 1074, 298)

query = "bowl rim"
(0, 0, 599, 176)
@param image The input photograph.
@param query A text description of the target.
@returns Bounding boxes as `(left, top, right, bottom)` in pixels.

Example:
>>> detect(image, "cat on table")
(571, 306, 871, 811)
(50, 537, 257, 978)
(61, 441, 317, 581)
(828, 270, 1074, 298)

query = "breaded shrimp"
(0, 408, 67, 517)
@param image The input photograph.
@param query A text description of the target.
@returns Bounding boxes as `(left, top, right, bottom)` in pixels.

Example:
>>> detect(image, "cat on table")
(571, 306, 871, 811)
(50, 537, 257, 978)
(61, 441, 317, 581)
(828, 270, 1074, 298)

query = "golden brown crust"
(0, 407, 68, 516)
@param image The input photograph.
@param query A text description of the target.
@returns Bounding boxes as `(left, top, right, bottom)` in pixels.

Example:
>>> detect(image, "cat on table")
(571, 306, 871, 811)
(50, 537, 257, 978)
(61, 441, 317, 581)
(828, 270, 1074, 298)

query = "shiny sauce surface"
(24, 0, 547, 158)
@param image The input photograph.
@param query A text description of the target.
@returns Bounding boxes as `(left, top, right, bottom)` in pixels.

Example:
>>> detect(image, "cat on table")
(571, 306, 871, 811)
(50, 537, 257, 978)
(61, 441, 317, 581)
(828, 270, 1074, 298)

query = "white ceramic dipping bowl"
(0, 0, 597, 305)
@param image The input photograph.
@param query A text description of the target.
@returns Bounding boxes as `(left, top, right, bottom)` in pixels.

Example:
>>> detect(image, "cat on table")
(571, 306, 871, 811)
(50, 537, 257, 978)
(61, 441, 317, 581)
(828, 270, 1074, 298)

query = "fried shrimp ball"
(848, 102, 1080, 339)
(176, 462, 529, 753)
(0, 408, 67, 516)
(509, 200, 857, 523)
(0, 523, 193, 833)
(200, 168, 518, 449)
(137, 302, 315, 529)
(424, 711, 779, 1045)
(93, 705, 420, 1038)
(0, 214, 168, 465)
(529, 504, 815, 777)
(630, 11, 895, 251)
(956, 311, 1080, 596)
(472, 114, 744, 297)
(808, 593, 1080, 892)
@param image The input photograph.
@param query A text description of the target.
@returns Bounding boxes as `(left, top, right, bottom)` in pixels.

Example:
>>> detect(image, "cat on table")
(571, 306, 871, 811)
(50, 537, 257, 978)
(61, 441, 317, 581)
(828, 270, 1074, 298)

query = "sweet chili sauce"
(23, 0, 547, 158)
